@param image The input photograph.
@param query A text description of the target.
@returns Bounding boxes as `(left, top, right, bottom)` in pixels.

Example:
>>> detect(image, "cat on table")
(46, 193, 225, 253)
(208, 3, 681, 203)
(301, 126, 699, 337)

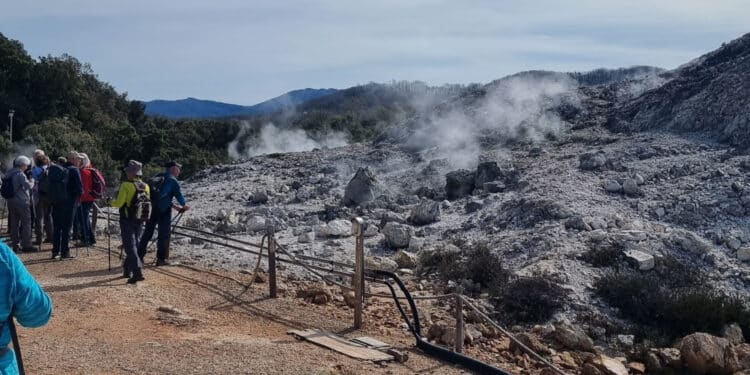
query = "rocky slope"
(162, 33, 750, 374)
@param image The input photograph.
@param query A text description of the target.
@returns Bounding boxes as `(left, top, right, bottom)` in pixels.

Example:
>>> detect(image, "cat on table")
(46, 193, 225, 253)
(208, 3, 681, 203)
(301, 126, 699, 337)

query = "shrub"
(492, 276, 566, 323)
(581, 240, 624, 268)
(595, 256, 750, 342)
(465, 243, 510, 288)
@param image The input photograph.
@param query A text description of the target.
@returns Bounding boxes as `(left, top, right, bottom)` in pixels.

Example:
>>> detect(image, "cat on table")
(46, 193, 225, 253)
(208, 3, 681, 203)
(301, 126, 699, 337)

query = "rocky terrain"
(156, 33, 750, 374)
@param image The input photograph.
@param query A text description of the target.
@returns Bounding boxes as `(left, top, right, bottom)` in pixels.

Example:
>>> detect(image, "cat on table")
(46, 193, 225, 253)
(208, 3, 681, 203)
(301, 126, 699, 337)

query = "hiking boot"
(21, 246, 37, 253)
(127, 270, 145, 284)
(51, 253, 60, 260)
(156, 259, 171, 267)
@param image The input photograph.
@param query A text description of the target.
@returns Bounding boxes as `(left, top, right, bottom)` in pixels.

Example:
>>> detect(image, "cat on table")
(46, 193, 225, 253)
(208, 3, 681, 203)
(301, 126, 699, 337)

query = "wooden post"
(454, 294, 464, 353)
(267, 225, 277, 298)
(351, 217, 365, 329)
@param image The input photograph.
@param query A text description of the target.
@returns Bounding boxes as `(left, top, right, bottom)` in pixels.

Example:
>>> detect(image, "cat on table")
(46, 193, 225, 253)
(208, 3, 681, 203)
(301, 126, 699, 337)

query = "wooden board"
(351, 336, 391, 350)
(288, 329, 394, 362)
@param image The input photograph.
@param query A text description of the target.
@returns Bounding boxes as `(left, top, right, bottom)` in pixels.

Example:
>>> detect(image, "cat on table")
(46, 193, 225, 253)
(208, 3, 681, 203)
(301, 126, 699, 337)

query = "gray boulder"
(251, 190, 269, 204)
(604, 180, 622, 193)
(342, 167, 377, 207)
(475, 161, 503, 186)
(409, 200, 441, 225)
(394, 250, 418, 269)
(445, 169, 475, 200)
(465, 199, 484, 214)
(553, 323, 594, 351)
(382, 222, 413, 249)
(622, 178, 640, 196)
(579, 152, 607, 171)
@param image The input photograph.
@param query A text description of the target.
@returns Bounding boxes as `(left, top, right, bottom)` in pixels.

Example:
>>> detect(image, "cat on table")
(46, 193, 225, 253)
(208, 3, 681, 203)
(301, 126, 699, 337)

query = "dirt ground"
(14, 242, 486, 375)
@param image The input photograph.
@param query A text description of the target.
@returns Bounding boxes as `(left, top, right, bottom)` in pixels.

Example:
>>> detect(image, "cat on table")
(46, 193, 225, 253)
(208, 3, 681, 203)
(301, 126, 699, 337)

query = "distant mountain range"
(144, 88, 339, 119)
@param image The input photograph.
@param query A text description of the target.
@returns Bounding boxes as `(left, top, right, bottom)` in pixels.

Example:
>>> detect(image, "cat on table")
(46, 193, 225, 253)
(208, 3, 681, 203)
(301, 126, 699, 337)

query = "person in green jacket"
(0, 240, 53, 374)
(110, 160, 150, 284)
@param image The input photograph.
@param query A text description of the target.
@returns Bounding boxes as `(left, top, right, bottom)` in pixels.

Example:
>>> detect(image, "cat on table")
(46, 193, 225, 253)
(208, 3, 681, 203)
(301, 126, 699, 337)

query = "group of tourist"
(0, 154, 191, 374)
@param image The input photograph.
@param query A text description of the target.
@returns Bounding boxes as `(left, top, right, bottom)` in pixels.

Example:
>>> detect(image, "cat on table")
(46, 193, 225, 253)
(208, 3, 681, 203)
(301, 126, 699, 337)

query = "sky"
(1, 1, 748, 104)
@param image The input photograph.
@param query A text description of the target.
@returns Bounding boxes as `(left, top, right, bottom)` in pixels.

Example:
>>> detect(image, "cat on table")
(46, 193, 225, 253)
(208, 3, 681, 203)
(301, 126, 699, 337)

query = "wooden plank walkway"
(288, 329, 394, 362)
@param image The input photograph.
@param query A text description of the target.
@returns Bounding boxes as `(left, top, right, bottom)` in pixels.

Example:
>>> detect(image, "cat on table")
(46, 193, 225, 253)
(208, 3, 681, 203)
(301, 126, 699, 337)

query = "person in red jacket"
(77, 153, 97, 246)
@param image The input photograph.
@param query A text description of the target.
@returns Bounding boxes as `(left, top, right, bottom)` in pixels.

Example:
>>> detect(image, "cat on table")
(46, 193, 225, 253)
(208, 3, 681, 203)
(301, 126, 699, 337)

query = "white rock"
(624, 250, 655, 271)
(322, 219, 352, 237)
(726, 237, 742, 250)
(298, 232, 315, 243)
(634, 173, 645, 185)
(246, 216, 267, 233)
(382, 222, 413, 248)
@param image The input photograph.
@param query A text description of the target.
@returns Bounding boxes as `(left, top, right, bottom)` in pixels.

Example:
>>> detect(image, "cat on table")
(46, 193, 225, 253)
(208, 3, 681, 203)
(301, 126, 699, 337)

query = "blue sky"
(1, 1, 748, 104)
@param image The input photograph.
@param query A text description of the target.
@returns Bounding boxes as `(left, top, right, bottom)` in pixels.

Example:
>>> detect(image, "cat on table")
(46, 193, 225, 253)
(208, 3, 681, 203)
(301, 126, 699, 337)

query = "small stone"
(727, 237, 742, 250)
(465, 199, 483, 213)
(297, 231, 315, 243)
(393, 250, 418, 269)
(627, 362, 646, 374)
(157, 305, 183, 316)
(603, 180, 622, 193)
(633, 174, 645, 185)
(510, 333, 551, 355)
(723, 323, 745, 344)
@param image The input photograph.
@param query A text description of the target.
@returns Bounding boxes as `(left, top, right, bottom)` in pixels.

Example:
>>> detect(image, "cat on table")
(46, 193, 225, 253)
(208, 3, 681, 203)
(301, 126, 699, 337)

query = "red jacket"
(80, 167, 96, 203)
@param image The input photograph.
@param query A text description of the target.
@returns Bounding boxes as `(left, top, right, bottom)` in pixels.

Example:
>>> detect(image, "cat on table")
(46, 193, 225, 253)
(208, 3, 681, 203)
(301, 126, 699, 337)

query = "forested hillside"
(0, 33, 239, 179)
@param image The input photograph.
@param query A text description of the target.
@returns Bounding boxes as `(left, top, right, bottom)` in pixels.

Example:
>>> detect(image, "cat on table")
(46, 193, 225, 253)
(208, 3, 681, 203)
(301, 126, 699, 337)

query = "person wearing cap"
(137, 160, 189, 266)
(111, 160, 149, 284)
(5, 156, 35, 252)
(49, 152, 83, 259)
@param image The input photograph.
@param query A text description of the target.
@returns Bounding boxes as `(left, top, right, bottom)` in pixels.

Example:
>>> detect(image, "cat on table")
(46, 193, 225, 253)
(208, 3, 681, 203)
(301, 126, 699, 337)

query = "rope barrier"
(89, 209, 567, 374)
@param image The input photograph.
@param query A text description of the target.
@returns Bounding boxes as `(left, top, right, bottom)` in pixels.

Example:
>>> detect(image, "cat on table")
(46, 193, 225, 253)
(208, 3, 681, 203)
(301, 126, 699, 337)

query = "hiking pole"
(8, 314, 26, 375)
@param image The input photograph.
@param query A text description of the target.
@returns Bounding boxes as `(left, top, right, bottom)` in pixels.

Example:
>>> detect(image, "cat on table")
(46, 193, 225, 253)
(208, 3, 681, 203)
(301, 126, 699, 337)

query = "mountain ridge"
(144, 88, 338, 119)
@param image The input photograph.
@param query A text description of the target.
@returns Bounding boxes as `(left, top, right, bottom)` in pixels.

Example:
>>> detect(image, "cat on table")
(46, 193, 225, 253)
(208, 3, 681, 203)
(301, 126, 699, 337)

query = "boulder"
(296, 284, 333, 305)
(445, 169, 475, 200)
(483, 181, 506, 193)
(726, 343, 750, 373)
(251, 190, 269, 204)
(394, 250, 418, 269)
(737, 247, 750, 261)
(671, 231, 713, 254)
(510, 333, 551, 355)
(298, 232, 315, 244)
(579, 152, 607, 171)
(679, 332, 729, 374)
(565, 216, 592, 231)
(604, 180, 622, 193)
(589, 354, 628, 375)
(465, 199, 484, 213)
(245, 216, 268, 233)
(622, 178, 640, 196)
(365, 256, 399, 272)
(382, 222, 413, 248)
(553, 323, 594, 351)
(409, 200, 441, 225)
(343, 167, 377, 207)
(723, 323, 746, 345)
(322, 219, 351, 238)
(624, 250, 655, 271)
(475, 161, 503, 186)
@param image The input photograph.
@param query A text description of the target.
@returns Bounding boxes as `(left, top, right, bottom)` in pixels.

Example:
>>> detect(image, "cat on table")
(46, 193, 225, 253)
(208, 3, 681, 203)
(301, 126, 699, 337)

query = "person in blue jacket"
(0, 241, 53, 374)
(136, 161, 190, 266)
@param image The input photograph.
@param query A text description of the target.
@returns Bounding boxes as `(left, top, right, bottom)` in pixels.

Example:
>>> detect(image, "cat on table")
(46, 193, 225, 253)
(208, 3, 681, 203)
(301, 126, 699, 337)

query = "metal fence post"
(351, 217, 365, 329)
(267, 225, 277, 298)
(455, 294, 464, 353)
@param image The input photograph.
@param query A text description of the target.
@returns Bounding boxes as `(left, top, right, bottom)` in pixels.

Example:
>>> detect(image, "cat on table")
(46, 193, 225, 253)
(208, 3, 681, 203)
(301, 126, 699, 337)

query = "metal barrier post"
(267, 225, 277, 298)
(455, 294, 464, 353)
(351, 217, 364, 329)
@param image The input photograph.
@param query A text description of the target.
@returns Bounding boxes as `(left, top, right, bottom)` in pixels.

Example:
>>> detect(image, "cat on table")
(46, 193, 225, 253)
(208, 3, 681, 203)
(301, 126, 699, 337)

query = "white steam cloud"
(406, 74, 580, 169)
(229, 122, 348, 159)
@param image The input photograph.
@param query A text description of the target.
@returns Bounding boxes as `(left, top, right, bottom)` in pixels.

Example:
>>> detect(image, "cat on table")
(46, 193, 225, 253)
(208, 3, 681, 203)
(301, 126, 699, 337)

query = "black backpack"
(128, 181, 151, 222)
(47, 164, 69, 202)
(37, 167, 50, 195)
(1, 174, 14, 199)
(147, 174, 166, 206)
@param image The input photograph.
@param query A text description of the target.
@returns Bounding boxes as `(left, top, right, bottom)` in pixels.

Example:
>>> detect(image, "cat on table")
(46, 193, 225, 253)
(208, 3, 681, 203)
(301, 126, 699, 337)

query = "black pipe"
(368, 270, 512, 375)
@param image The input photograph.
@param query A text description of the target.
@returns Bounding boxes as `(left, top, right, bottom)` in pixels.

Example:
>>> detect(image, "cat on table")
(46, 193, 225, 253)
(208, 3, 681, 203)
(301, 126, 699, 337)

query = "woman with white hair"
(4, 156, 35, 252)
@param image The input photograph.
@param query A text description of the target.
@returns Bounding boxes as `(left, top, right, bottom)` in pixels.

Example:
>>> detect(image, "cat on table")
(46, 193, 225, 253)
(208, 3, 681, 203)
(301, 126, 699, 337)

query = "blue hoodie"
(0, 241, 53, 374)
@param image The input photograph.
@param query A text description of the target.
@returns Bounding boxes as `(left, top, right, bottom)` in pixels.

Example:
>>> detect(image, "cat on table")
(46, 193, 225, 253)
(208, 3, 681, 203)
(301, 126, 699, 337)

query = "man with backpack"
(111, 160, 150, 284)
(0, 239, 53, 374)
(137, 160, 189, 267)
(31, 152, 53, 246)
(48, 153, 83, 260)
(77, 153, 104, 247)
(1, 156, 35, 253)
